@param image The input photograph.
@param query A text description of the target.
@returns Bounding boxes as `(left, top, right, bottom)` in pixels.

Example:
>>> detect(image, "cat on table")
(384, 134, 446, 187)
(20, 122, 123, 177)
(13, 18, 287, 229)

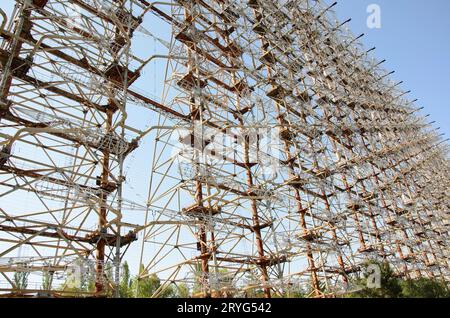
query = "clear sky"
(332, 0, 450, 141)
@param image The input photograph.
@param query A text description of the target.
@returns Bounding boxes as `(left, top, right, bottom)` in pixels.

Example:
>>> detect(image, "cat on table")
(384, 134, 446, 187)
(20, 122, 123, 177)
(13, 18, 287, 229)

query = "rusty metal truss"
(0, 0, 448, 298)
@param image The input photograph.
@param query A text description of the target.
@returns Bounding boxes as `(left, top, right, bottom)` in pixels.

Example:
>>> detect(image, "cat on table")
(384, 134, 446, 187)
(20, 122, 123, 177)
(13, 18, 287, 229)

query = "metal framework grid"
(0, 0, 448, 298)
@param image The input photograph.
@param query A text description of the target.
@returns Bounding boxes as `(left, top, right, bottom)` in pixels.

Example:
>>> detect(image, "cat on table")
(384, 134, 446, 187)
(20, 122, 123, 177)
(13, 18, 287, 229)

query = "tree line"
(11, 260, 449, 298)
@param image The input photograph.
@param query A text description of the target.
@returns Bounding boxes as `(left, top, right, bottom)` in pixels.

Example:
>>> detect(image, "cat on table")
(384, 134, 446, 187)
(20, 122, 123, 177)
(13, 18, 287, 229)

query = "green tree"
(282, 284, 307, 298)
(132, 264, 170, 298)
(13, 269, 29, 290)
(344, 262, 450, 298)
(119, 261, 133, 298)
(60, 259, 95, 296)
(173, 282, 190, 298)
(348, 261, 402, 298)
(400, 277, 450, 298)
(191, 262, 205, 296)
(41, 269, 53, 291)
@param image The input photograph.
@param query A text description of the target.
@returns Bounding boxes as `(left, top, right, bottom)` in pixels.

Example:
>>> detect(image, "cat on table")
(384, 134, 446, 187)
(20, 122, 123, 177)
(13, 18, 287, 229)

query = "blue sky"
(333, 0, 450, 140)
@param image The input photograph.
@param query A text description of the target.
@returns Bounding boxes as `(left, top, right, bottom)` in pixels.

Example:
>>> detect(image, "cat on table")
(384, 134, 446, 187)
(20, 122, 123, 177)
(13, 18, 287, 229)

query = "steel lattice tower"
(0, 0, 448, 298)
